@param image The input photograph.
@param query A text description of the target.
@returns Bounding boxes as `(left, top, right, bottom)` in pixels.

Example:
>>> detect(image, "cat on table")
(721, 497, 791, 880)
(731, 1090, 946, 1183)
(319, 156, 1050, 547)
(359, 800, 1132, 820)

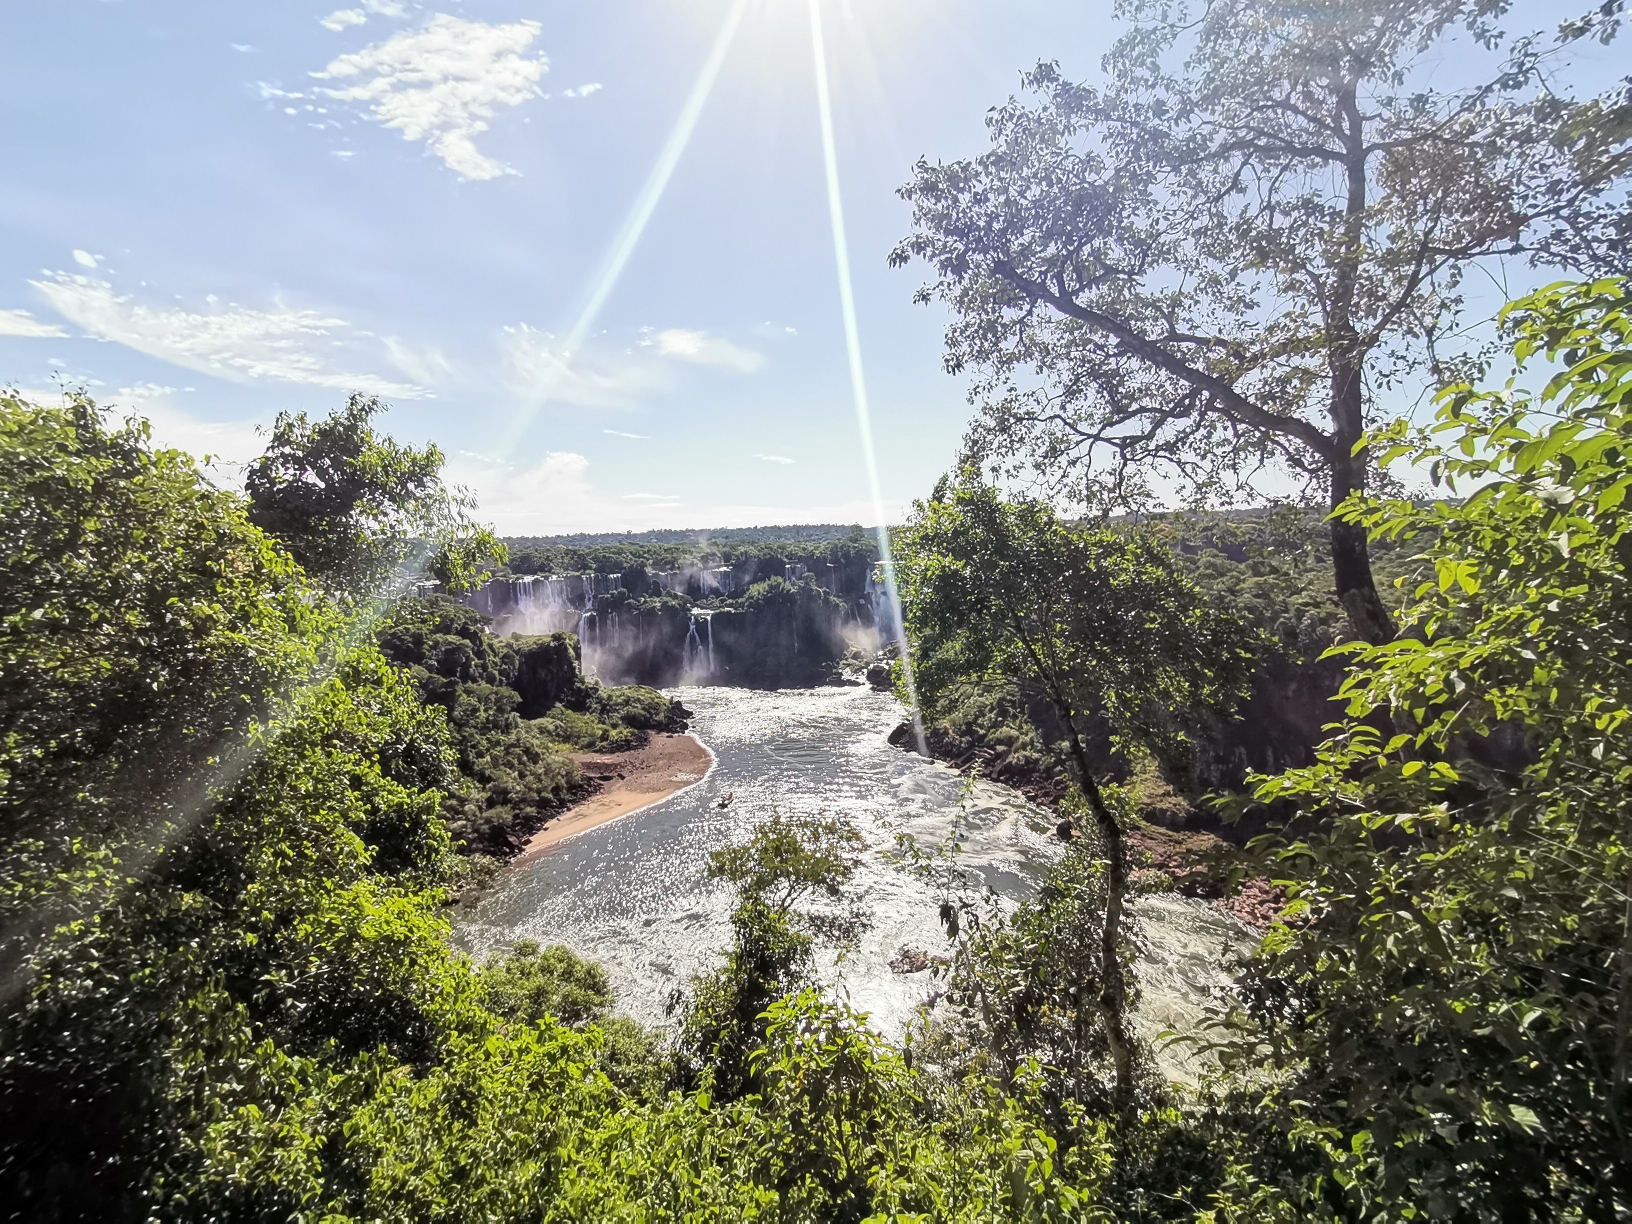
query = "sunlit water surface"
(458, 685, 1251, 1061)
(458, 685, 1056, 1035)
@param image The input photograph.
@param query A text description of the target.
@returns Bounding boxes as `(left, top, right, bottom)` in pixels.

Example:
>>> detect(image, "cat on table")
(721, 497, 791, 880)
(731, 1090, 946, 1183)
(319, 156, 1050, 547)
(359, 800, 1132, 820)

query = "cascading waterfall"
(684, 613, 705, 676)
(454, 559, 893, 689)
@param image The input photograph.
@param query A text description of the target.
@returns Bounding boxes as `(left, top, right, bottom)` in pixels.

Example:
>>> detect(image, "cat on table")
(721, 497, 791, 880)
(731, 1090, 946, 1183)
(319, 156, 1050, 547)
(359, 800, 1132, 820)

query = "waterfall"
(685, 612, 704, 676)
(706, 613, 716, 674)
(866, 567, 902, 645)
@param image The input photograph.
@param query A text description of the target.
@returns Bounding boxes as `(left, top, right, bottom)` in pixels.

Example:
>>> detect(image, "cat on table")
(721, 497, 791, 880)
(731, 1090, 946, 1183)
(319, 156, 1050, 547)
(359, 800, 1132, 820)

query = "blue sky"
(0, 0, 1126, 533)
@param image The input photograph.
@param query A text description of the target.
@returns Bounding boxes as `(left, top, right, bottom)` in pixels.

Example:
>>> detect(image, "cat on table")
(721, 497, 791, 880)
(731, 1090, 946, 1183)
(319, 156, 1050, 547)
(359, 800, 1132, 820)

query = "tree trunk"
(1328, 79, 1396, 647)
(1329, 440, 1395, 645)
(1059, 716, 1136, 1117)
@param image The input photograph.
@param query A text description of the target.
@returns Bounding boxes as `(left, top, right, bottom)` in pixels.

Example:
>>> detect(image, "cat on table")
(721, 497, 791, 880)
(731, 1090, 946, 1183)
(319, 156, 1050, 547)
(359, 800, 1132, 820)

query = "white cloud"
(108, 384, 266, 474)
(755, 453, 795, 465)
(2, 385, 69, 405)
(320, 9, 366, 32)
(0, 308, 66, 338)
(562, 82, 602, 99)
(603, 429, 648, 439)
(33, 272, 424, 397)
(312, 14, 547, 181)
(449, 446, 902, 534)
(503, 323, 674, 409)
(72, 249, 98, 269)
(651, 328, 765, 373)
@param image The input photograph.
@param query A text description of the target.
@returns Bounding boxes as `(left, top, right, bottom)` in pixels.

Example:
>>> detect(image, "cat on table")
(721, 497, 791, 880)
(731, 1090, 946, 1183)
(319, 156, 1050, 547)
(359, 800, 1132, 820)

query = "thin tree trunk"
(1328, 79, 1396, 647)
(1059, 715, 1136, 1116)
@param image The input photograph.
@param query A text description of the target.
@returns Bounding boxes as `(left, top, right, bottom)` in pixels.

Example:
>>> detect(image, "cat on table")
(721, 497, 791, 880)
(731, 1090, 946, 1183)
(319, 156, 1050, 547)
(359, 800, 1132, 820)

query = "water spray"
(807, 0, 928, 757)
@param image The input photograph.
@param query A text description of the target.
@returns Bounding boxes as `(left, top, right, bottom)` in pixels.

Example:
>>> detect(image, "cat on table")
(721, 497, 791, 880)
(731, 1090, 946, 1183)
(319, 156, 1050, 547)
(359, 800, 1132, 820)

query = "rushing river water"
(459, 684, 1251, 1067)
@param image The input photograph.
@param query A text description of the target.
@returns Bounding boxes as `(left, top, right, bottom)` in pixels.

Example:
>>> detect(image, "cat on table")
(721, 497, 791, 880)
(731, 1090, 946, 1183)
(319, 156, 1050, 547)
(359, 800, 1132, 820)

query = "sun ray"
(808, 0, 927, 755)
(503, 0, 751, 448)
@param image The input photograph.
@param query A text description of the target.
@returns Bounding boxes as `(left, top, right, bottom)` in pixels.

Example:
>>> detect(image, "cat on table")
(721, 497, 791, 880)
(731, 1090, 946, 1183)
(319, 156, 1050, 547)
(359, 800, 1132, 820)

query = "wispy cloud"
(0, 308, 67, 339)
(503, 323, 673, 409)
(604, 429, 648, 439)
(650, 327, 765, 373)
(33, 272, 424, 397)
(383, 335, 454, 387)
(312, 15, 547, 181)
(72, 249, 99, 269)
(561, 82, 603, 98)
(446, 449, 898, 535)
(755, 453, 795, 465)
(320, 9, 366, 32)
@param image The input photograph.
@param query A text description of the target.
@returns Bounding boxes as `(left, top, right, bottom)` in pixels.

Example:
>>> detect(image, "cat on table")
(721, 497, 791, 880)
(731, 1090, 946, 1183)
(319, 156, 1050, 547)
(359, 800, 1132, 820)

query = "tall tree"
(246, 393, 502, 599)
(892, 0, 1630, 643)
(896, 478, 1252, 1112)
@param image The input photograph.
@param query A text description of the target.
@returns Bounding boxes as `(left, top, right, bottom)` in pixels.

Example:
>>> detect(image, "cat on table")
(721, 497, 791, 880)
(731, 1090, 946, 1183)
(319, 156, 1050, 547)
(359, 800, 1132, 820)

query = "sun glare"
(806, 0, 927, 753)
(502, 0, 751, 449)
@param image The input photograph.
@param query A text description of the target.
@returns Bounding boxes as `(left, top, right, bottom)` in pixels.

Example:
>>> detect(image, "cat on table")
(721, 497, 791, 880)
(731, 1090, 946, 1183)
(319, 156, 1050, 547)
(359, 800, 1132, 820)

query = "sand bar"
(519, 732, 714, 855)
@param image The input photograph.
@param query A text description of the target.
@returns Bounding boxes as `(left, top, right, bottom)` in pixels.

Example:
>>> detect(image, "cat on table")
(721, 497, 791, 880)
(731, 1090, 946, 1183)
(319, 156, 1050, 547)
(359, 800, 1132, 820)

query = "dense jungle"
(4, 0, 1632, 1219)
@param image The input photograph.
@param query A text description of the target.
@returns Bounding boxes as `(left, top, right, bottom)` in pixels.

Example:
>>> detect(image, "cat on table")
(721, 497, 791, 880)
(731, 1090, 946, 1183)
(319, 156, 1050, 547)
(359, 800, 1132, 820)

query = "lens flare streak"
(506, 0, 750, 443)
(807, 0, 927, 755)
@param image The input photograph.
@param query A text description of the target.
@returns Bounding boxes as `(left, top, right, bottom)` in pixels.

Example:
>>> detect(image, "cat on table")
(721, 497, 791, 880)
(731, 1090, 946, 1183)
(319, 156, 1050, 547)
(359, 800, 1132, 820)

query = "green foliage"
(479, 940, 671, 1100)
(551, 989, 1118, 1222)
(503, 527, 879, 583)
(378, 594, 508, 684)
(482, 938, 615, 1027)
(24, 282, 1632, 1219)
(586, 682, 687, 733)
(374, 596, 684, 854)
(927, 836, 1157, 1119)
(0, 391, 335, 976)
(678, 814, 867, 1100)
(245, 393, 494, 600)
(893, 0, 1629, 635)
(1, 635, 470, 1216)
(898, 475, 1258, 1115)
(707, 810, 866, 920)
(429, 525, 508, 595)
(1215, 279, 1632, 1217)
(2, 391, 1151, 1222)
(898, 476, 1258, 777)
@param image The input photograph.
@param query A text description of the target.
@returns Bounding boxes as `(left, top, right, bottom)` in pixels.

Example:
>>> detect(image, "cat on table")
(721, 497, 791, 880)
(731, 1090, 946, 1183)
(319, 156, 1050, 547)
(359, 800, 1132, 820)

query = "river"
(459, 684, 1252, 1072)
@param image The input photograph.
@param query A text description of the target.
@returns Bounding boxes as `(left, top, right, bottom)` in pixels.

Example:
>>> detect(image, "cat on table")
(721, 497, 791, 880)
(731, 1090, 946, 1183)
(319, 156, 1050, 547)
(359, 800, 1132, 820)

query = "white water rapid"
(457, 686, 1253, 1077)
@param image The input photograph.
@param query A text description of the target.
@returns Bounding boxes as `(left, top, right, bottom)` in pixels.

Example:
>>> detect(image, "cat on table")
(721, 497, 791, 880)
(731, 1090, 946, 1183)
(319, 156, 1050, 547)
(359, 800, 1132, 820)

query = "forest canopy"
(2, 0, 1630, 1214)
(5, 274, 1631, 1218)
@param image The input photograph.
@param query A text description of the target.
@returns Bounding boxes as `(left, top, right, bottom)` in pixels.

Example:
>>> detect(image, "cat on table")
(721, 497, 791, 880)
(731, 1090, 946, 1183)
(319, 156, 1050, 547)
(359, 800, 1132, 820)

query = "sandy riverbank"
(519, 732, 714, 855)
